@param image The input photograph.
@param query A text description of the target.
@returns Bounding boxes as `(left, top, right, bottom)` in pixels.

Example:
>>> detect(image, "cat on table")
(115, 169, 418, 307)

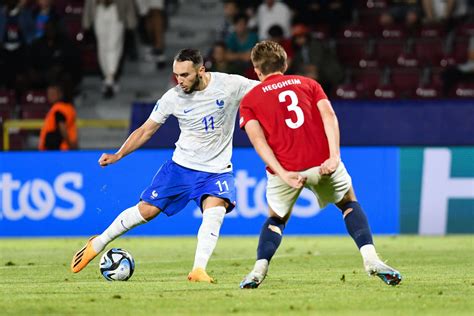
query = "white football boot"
(364, 260, 402, 286)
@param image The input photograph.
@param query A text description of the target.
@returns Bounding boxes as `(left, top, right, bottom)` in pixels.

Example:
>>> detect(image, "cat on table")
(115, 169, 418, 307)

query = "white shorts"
(266, 162, 352, 218)
(135, 0, 165, 15)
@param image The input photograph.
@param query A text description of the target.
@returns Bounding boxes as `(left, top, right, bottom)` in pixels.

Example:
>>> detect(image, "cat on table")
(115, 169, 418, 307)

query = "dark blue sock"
(341, 201, 373, 249)
(257, 217, 285, 261)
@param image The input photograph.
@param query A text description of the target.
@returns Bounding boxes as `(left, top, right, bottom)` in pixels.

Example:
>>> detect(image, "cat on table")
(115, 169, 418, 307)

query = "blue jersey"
(140, 161, 236, 216)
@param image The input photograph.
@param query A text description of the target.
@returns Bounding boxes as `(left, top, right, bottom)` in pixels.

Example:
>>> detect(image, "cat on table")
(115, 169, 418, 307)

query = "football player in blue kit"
(71, 48, 258, 282)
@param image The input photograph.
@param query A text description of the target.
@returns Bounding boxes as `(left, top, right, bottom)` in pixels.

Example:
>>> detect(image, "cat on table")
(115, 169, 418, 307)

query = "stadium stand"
(2, 0, 473, 150)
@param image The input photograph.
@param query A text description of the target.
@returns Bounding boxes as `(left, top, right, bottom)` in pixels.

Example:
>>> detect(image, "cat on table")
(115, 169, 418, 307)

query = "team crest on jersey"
(216, 99, 224, 108)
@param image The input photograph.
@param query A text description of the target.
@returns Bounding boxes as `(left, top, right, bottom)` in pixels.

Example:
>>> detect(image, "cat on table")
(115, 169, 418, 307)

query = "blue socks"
(257, 217, 286, 261)
(255, 202, 372, 262)
(341, 201, 374, 249)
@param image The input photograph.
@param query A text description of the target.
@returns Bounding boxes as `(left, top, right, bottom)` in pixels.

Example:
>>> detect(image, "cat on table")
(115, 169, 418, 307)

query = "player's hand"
(319, 157, 340, 175)
(281, 171, 307, 189)
(98, 153, 122, 167)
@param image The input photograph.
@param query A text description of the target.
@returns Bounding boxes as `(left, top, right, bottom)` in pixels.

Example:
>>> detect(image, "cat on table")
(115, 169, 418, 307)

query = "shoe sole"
(240, 280, 261, 289)
(188, 276, 215, 283)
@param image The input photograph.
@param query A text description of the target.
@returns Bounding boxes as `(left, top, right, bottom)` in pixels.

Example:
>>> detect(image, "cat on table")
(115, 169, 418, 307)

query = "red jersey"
(240, 74, 330, 172)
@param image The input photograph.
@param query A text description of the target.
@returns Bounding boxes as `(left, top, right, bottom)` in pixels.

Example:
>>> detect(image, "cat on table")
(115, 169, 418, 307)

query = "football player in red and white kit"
(239, 41, 401, 288)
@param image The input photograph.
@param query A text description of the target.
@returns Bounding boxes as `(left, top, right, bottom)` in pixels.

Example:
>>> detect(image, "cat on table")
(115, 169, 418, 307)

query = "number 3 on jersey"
(279, 90, 304, 129)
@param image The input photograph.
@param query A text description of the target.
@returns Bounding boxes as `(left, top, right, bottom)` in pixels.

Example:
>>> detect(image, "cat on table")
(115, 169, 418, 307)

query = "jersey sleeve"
(229, 74, 260, 101)
(239, 93, 258, 129)
(313, 80, 329, 103)
(148, 90, 175, 124)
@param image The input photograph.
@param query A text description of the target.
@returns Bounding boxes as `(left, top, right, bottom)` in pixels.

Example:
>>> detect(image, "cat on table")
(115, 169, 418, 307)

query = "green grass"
(0, 236, 473, 315)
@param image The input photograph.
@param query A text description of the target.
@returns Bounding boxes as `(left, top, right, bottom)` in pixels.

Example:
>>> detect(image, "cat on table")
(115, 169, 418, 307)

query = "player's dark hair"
(174, 48, 203, 67)
(251, 40, 287, 75)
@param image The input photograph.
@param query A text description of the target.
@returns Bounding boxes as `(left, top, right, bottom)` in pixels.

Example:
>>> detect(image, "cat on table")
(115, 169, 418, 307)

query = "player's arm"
(99, 119, 161, 167)
(245, 120, 305, 189)
(317, 99, 340, 175)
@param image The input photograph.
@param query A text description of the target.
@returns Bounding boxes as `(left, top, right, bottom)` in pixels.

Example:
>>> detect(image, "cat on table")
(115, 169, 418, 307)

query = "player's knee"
(266, 217, 286, 235)
(138, 202, 161, 221)
(339, 201, 360, 218)
(336, 188, 357, 211)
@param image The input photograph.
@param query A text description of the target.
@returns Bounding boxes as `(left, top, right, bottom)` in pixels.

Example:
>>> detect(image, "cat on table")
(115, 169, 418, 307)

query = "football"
(99, 248, 135, 281)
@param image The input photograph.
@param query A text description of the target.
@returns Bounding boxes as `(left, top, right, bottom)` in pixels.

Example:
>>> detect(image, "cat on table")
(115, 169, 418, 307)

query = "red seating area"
(328, 0, 474, 100)
(0, 88, 51, 150)
(20, 90, 49, 119)
(332, 15, 473, 100)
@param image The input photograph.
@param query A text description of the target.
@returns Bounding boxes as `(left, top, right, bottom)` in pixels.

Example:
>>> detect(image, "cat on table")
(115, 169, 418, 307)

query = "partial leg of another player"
(188, 196, 226, 283)
(336, 187, 402, 286)
(71, 201, 159, 273)
(240, 208, 287, 289)
(241, 171, 296, 289)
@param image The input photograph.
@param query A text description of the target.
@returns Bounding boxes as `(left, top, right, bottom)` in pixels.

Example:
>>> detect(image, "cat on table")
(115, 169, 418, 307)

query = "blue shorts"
(140, 160, 236, 216)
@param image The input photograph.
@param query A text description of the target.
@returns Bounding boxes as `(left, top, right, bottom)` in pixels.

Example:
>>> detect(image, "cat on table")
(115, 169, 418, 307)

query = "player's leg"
(71, 201, 160, 273)
(188, 171, 237, 283)
(240, 208, 289, 289)
(336, 187, 402, 286)
(71, 160, 182, 274)
(188, 196, 227, 283)
(240, 171, 300, 289)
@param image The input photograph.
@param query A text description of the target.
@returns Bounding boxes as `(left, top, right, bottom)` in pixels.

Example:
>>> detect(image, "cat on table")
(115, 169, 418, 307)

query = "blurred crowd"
(0, 0, 172, 150)
(1, 0, 473, 150)
(1, 0, 473, 103)
(0, 0, 174, 102)
(0, 0, 81, 102)
(205, 0, 474, 99)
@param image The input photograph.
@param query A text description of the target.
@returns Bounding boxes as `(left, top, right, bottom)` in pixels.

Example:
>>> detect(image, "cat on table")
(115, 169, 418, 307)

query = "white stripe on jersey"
(149, 72, 259, 173)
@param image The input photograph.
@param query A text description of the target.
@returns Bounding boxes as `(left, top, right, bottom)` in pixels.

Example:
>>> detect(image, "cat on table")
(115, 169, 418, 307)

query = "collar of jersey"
(263, 74, 284, 82)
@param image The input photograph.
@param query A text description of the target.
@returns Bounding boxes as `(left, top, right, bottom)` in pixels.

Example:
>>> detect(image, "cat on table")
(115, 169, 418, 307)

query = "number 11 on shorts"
(216, 180, 229, 192)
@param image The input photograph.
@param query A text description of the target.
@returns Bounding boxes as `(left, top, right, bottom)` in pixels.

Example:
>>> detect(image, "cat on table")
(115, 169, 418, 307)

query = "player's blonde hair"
(251, 40, 287, 75)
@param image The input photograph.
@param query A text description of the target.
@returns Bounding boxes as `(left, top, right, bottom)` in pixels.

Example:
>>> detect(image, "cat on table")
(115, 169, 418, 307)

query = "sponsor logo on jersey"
(151, 190, 158, 199)
(183, 108, 194, 114)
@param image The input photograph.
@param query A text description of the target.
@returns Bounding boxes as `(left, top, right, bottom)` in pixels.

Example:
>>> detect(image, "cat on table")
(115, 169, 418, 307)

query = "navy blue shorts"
(140, 160, 236, 216)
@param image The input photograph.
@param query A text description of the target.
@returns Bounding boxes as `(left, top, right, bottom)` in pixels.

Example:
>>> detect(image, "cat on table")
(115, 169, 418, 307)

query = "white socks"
(253, 259, 269, 276)
(360, 244, 380, 263)
(92, 205, 147, 253)
(192, 206, 226, 270)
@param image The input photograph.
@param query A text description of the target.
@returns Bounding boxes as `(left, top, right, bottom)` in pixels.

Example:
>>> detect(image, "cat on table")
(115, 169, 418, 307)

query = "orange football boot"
(71, 236, 99, 273)
(187, 268, 215, 283)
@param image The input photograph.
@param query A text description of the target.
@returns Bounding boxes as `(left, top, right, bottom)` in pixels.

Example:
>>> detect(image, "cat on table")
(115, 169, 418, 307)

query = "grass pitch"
(0, 236, 473, 315)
